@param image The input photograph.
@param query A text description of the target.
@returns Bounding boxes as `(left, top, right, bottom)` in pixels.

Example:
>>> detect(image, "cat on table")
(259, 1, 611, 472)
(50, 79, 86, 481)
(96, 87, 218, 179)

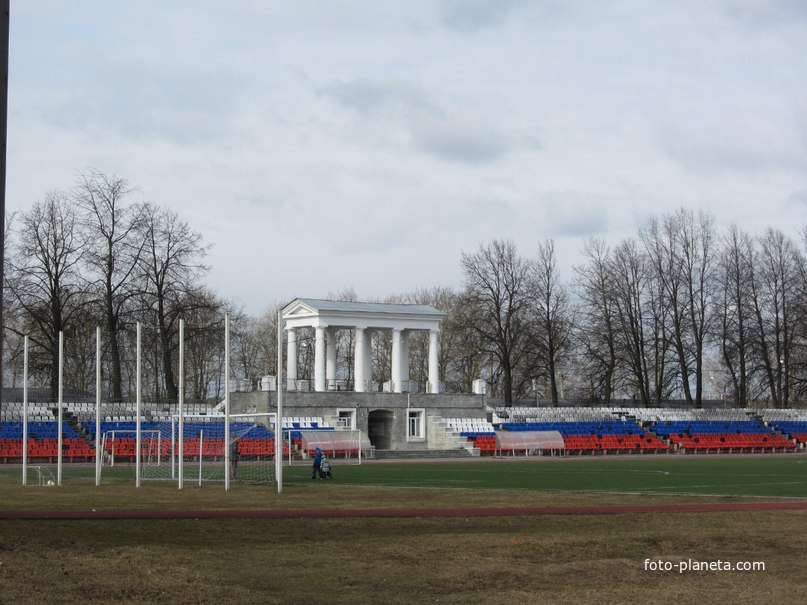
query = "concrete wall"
(230, 391, 487, 451)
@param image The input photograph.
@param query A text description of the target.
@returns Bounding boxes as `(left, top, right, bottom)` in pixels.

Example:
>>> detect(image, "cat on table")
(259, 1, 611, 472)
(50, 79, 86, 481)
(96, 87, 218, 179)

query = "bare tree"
(460, 239, 532, 403)
(573, 238, 618, 403)
(610, 239, 654, 403)
(1, 213, 26, 388)
(530, 239, 572, 404)
(749, 228, 801, 407)
(6, 193, 87, 397)
(678, 210, 717, 406)
(138, 203, 211, 401)
(183, 294, 226, 401)
(641, 209, 716, 406)
(74, 169, 145, 401)
(716, 225, 755, 405)
(794, 228, 807, 402)
(230, 305, 281, 390)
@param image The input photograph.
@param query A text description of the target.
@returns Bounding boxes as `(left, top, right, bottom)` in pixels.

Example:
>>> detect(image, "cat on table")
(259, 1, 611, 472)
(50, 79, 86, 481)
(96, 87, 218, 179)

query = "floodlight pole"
(224, 313, 230, 491)
(178, 319, 184, 490)
(199, 429, 204, 486)
(95, 327, 101, 487)
(22, 336, 28, 486)
(0, 0, 9, 415)
(276, 309, 283, 495)
(135, 322, 141, 488)
(57, 331, 64, 486)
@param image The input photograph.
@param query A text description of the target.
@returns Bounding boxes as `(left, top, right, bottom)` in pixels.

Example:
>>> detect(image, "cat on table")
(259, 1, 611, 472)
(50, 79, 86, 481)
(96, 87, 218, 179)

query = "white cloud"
(541, 193, 610, 238)
(319, 77, 526, 164)
(6, 1, 807, 313)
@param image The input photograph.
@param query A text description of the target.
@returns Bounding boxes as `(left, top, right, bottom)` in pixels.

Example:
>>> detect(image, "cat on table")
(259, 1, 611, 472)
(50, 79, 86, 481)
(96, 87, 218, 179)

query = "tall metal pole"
(276, 309, 283, 494)
(178, 319, 184, 489)
(21, 335, 27, 485)
(0, 1, 10, 419)
(95, 327, 101, 486)
(224, 313, 230, 491)
(57, 331, 63, 486)
(135, 322, 141, 488)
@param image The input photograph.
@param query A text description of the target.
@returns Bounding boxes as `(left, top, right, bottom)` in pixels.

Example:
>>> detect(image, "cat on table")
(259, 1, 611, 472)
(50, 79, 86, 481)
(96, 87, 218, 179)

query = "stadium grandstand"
(2, 401, 805, 465)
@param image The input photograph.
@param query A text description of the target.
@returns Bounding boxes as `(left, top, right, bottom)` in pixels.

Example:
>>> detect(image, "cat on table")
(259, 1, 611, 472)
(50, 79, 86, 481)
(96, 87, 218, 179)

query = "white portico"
(281, 298, 446, 394)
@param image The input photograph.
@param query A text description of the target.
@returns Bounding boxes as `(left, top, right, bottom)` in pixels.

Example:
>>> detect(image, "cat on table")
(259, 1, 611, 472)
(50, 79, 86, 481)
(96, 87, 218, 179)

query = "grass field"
(300, 456, 807, 498)
(1, 455, 805, 604)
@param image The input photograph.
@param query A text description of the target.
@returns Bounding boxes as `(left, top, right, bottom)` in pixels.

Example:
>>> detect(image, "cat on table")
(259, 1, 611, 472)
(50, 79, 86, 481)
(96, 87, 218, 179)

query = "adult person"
(311, 447, 323, 480)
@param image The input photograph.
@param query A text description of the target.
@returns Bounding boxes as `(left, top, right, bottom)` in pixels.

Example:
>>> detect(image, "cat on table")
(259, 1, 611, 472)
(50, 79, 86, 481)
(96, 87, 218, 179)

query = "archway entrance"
(367, 409, 394, 450)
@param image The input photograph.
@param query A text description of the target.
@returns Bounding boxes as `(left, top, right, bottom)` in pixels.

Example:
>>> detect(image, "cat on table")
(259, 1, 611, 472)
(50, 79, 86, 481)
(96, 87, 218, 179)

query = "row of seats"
(500, 421, 648, 436)
(768, 421, 807, 441)
(623, 408, 752, 423)
(1, 422, 81, 439)
(0, 437, 95, 461)
(494, 406, 617, 423)
(0, 436, 287, 462)
(564, 434, 668, 453)
(443, 418, 496, 435)
(652, 421, 772, 435)
(282, 417, 332, 430)
(466, 435, 497, 451)
(84, 421, 274, 440)
(0, 402, 219, 423)
(464, 408, 807, 455)
(464, 434, 668, 456)
(669, 433, 797, 452)
(1, 401, 217, 411)
(2, 419, 287, 439)
(489, 405, 776, 424)
(104, 437, 289, 459)
(758, 409, 807, 421)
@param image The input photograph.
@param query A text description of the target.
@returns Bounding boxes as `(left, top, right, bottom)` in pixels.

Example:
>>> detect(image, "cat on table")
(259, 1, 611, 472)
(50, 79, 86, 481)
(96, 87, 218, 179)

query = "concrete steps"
(372, 449, 474, 460)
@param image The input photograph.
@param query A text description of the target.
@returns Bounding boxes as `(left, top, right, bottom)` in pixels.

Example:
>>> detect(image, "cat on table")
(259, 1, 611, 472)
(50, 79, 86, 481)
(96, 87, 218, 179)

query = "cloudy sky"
(7, 1, 807, 314)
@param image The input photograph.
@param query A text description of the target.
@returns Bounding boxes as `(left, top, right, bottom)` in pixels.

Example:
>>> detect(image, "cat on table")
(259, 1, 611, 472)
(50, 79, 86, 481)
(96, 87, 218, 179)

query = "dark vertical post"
(0, 1, 10, 414)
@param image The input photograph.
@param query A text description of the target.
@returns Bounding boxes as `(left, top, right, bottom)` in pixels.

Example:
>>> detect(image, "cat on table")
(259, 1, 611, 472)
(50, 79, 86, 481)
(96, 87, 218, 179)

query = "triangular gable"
(283, 299, 319, 318)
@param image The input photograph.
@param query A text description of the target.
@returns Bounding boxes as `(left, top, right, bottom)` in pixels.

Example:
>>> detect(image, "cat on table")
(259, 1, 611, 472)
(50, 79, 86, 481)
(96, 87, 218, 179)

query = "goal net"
(293, 429, 370, 465)
(139, 412, 277, 485)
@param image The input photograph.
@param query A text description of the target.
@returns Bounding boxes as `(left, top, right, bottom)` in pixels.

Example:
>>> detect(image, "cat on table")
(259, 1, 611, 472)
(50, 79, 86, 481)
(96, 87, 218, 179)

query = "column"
(314, 327, 326, 392)
(400, 330, 410, 391)
(428, 329, 440, 394)
(286, 328, 298, 387)
(325, 328, 337, 390)
(354, 327, 366, 392)
(391, 329, 402, 393)
(363, 329, 373, 391)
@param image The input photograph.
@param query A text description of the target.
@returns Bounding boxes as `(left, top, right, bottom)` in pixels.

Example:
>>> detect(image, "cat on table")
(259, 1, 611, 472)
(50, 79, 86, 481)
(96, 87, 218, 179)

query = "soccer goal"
(139, 412, 277, 485)
(102, 429, 162, 467)
(25, 465, 56, 487)
(293, 429, 371, 465)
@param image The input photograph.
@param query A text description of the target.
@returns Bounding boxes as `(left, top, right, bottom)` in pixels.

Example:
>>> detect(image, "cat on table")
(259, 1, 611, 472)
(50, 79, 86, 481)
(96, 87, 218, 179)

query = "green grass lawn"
(298, 456, 807, 498)
(3, 455, 806, 501)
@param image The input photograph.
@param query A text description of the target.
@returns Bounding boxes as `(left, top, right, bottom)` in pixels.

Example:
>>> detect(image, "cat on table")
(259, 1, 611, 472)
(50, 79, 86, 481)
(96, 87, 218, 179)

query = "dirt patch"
(2, 499, 806, 520)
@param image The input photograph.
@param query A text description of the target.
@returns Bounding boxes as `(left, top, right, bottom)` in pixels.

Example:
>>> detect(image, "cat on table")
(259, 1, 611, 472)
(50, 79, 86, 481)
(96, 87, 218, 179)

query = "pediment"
(282, 297, 445, 330)
(283, 300, 318, 318)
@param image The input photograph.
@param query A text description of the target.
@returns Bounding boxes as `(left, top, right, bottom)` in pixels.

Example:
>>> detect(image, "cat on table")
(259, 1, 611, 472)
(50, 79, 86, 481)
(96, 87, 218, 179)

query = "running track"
(2, 500, 806, 520)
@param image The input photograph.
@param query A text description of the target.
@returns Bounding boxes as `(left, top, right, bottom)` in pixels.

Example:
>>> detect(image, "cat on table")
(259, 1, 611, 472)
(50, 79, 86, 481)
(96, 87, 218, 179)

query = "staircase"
(427, 416, 480, 456)
(53, 407, 95, 447)
(373, 448, 474, 460)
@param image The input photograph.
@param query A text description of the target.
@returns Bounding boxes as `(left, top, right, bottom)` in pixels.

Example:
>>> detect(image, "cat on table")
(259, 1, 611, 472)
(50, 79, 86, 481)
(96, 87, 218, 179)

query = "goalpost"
(292, 429, 369, 465)
(139, 412, 277, 485)
(102, 429, 162, 467)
